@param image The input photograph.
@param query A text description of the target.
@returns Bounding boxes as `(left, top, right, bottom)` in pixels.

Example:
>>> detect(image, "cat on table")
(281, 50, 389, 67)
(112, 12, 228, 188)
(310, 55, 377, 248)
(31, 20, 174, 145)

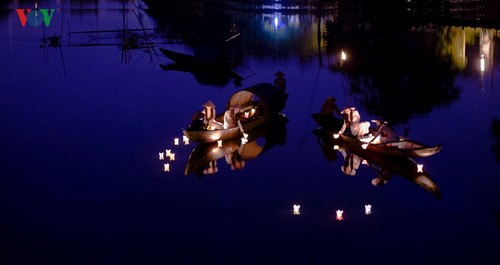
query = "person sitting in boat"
(367, 119, 399, 144)
(320, 96, 342, 117)
(223, 105, 241, 129)
(338, 107, 371, 139)
(189, 111, 205, 130)
(274, 71, 286, 94)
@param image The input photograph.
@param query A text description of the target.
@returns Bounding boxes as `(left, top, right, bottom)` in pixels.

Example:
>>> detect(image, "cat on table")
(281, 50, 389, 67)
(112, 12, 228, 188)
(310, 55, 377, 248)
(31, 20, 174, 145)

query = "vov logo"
(16, 8, 56, 27)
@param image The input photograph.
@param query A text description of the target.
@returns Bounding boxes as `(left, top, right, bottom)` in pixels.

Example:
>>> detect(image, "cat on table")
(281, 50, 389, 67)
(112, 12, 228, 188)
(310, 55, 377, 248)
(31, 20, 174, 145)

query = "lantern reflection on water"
(336, 210, 344, 221)
(293, 204, 301, 215)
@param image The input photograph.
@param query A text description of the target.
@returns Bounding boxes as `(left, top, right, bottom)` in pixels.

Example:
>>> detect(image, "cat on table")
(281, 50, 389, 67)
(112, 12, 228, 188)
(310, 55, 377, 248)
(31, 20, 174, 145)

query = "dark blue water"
(1, 1, 499, 264)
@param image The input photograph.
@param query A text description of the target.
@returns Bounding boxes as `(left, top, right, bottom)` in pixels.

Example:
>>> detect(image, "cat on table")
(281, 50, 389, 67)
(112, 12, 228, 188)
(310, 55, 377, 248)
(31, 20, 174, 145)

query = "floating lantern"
(183, 135, 189, 145)
(169, 153, 175, 161)
(166, 149, 172, 156)
(164, 163, 170, 172)
(217, 140, 223, 147)
(480, 54, 485, 72)
(417, 164, 424, 173)
(333, 133, 339, 139)
(365, 204, 372, 215)
(293, 204, 301, 215)
(341, 50, 347, 61)
(174, 138, 179, 145)
(336, 210, 344, 221)
(159, 152, 164, 160)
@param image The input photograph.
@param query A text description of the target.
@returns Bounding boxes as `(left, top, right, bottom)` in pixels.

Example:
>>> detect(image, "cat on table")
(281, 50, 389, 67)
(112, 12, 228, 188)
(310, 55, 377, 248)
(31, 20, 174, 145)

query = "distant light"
(183, 135, 189, 145)
(417, 164, 423, 173)
(166, 149, 172, 156)
(159, 152, 164, 160)
(361, 143, 368, 149)
(341, 50, 347, 61)
(168, 153, 175, 161)
(365, 204, 372, 215)
(336, 210, 344, 221)
(333, 145, 339, 150)
(217, 140, 223, 147)
(480, 54, 485, 72)
(164, 163, 170, 172)
(293, 204, 301, 215)
(333, 133, 339, 139)
(174, 138, 179, 145)
(274, 17, 278, 28)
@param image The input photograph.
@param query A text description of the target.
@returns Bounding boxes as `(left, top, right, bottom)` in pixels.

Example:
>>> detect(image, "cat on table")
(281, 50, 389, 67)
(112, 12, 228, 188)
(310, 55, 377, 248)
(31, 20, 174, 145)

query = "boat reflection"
(313, 128, 442, 200)
(185, 114, 287, 176)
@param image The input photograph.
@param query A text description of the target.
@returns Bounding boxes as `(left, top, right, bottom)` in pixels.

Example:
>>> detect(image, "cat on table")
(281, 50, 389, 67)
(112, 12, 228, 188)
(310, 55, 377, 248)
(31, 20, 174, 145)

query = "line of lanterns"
(293, 204, 373, 220)
(158, 136, 190, 172)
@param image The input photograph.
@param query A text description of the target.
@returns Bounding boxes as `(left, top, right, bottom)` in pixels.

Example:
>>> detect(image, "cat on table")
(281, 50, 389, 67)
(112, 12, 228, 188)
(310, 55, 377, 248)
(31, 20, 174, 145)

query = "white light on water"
(293, 204, 301, 215)
(365, 204, 372, 215)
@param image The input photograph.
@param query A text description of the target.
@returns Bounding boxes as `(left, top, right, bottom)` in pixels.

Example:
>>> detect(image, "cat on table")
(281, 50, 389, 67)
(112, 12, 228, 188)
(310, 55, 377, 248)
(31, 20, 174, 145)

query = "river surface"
(1, 1, 499, 264)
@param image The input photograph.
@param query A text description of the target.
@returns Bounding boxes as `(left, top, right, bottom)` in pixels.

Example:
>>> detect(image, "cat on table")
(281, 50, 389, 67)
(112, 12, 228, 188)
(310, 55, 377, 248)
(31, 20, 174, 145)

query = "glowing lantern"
(166, 149, 172, 156)
(417, 164, 424, 173)
(159, 152, 164, 160)
(217, 140, 223, 147)
(341, 50, 347, 61)
(333, 133, 339, 139)
(164, 163, 170, 172)
(250, 108, 256, 116)
(169, 153, 175, 161)
(336, 210, 344, 221)
(174, 138, 179, 146)
(183, 135, 189, 145)
(333, 145, 339, 150)
(480, 54, 485, 72)
(365, 204, 372, 215)
(293, 204, 301, 215)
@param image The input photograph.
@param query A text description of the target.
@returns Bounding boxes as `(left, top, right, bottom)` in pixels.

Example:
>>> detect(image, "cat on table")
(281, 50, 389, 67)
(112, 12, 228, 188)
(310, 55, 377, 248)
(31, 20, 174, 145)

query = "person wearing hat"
(320, 96, 342, 117)
(368, 119, 399, 144)
(273, 71, 286, 94)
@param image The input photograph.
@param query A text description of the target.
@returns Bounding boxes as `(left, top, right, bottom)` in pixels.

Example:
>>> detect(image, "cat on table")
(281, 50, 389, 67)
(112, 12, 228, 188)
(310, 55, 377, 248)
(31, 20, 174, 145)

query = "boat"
(311, 113, 442, 158)
(159, 47, 241, 69)
(313, 128, 442, 200)
(310, 112, 344, 131)
(183, 83, 288, 143)
(185, 114, 288, 176)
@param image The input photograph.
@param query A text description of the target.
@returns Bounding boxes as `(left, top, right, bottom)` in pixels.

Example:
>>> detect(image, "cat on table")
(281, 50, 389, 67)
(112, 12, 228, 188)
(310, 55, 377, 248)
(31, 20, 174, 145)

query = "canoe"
(159, 47, 240, 68)
(183, 83, 288, 143)
(313, 128, 442, 200)
(310, 112, 442, 158)
(310, 112, 344, 131)
(185, 113, 288, 176)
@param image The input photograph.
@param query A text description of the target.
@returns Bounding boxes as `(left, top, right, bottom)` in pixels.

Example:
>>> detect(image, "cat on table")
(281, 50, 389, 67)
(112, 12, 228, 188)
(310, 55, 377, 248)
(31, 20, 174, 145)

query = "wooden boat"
(313, 128, 442, 200)
(311, 112, 442, 158)
(159, 47, 240, 69)
(310, 112, 344, 131)
(185, 113, 288, 176)
(183, 83, 288, 143)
